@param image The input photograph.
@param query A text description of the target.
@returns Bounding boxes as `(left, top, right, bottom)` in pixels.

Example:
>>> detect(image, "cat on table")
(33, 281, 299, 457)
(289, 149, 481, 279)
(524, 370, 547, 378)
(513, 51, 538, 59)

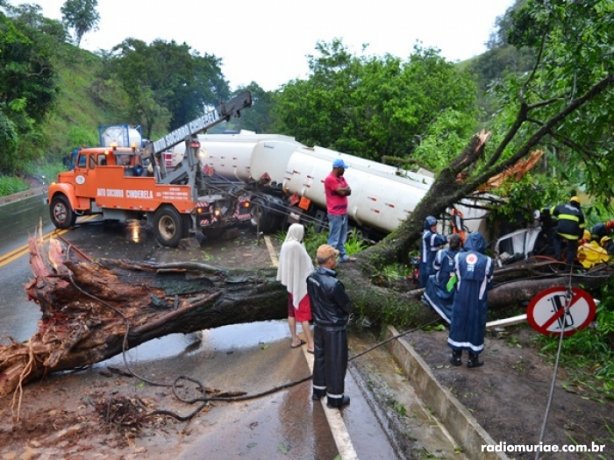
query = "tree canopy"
(105, 39, 229, 138)
(61, 0, 100, 47)
(0, 5, 60, 172)
(364, 0, 613, 265)
(273, 39, 478, 163)
(227, 82, 274, 134)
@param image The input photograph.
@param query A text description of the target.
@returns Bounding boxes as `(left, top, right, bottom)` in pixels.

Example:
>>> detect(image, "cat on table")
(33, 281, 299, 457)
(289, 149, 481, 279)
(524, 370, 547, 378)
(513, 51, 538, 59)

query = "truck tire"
(153, 206, 184, 247)
(250, 197, 282, 234)
(50, 195, 77, 228)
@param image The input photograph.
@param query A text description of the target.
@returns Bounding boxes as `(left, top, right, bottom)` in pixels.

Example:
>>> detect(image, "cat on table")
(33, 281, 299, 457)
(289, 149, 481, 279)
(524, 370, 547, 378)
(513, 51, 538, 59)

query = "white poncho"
(276, 224, 314, 308)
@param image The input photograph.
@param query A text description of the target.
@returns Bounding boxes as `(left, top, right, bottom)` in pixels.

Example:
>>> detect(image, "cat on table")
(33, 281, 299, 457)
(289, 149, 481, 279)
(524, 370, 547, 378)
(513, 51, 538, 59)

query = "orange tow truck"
(48, 92, 253, 247)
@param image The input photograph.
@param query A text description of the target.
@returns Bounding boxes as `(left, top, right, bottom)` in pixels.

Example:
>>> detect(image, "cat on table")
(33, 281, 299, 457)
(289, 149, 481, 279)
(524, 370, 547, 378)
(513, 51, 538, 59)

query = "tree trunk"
(362, 132, 491, 266)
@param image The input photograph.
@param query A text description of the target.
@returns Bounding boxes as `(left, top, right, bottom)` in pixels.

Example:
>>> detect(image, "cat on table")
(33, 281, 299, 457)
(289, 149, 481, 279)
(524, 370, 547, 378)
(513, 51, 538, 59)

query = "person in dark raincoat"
(422, 234, 463, 324)
(448, 232, 493, 368)
(419, 216, 447, 288)
(551, 196, 585, 265)
(307, 244, 353, 409)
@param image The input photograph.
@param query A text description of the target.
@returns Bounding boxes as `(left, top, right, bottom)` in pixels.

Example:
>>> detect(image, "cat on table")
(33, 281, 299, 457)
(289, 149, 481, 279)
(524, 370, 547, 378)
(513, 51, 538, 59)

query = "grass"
(0, 160, 65, 198)
(538, 318, 614, 401)
(276, 225, 368, 260)
(0, 176, 28, 196)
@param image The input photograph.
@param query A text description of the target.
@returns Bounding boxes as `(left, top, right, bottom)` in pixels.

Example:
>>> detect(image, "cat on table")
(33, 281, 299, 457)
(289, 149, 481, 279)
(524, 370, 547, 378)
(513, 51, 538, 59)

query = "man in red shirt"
(324, 159, 353, 262)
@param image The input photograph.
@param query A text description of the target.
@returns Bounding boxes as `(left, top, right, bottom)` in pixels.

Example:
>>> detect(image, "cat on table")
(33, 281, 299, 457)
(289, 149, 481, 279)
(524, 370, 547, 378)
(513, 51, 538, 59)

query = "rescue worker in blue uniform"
(307, 244, 352, 409)
(423, 233, 463, 324)
(551, 196, 585, 265)
(448, 232, 493, 368)
(419, 216, 447, 288)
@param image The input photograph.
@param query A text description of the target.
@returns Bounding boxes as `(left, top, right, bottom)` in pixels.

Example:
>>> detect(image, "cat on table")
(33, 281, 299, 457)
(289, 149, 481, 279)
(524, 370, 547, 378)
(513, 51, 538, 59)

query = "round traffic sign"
(526, 286, 596, 337)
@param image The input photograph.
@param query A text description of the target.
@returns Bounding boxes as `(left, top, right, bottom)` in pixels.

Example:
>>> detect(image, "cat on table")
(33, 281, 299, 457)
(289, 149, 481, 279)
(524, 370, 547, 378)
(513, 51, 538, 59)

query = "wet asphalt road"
(0, 193, 409, 458)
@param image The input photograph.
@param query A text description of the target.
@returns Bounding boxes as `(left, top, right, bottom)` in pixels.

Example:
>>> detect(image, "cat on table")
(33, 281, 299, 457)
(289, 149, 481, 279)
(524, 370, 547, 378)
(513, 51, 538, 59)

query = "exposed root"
(11, 339, 36, 421)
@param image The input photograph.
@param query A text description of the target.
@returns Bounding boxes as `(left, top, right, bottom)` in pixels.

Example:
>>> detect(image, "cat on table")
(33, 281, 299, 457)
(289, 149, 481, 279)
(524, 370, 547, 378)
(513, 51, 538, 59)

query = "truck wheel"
(153, 206, 184, 247)
(251, 198, 280, 234)
(50, 195, 77, 228)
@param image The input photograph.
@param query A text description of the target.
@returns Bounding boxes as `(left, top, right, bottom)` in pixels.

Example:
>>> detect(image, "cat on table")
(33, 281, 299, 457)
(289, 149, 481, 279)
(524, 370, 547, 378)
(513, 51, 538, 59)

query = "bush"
(0, 176, 28, 197)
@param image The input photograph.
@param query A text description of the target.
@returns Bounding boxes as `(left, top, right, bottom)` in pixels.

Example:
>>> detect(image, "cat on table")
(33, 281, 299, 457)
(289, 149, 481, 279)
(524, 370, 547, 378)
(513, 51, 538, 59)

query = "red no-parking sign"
(527, 286, 597, 336)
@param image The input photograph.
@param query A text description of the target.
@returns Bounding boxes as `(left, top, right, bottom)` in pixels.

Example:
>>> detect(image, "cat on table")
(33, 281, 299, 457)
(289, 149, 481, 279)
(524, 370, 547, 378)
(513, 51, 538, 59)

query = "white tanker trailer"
(197, 132, 488, 237)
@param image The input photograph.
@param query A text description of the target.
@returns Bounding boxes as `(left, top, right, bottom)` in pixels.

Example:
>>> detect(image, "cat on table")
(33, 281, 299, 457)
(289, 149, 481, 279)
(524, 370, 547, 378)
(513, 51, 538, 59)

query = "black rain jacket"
(307, 267, 352, 327)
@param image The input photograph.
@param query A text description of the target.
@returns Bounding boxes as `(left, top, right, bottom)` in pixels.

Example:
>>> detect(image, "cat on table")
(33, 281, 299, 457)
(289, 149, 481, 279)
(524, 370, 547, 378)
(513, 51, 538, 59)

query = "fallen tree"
(0, 233, 287, 398)
(2, 231, 611, 398)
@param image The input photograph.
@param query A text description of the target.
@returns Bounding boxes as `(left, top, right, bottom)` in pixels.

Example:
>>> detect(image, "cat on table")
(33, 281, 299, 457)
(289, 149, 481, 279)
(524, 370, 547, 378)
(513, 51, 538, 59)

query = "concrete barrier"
(385, 325, 509, 460)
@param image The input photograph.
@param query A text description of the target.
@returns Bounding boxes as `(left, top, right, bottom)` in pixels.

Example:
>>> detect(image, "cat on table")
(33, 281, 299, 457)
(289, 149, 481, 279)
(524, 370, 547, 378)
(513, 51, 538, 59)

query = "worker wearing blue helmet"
(419, 216, 447, 288)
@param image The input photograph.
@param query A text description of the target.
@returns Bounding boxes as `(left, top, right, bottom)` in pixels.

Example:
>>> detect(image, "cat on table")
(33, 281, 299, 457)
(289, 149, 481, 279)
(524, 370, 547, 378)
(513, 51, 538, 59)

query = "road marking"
(0, 228, 66, 267)
(0, 216, 97, 267)
(302, 347, 359, 459)
(263, 235, 278, 267)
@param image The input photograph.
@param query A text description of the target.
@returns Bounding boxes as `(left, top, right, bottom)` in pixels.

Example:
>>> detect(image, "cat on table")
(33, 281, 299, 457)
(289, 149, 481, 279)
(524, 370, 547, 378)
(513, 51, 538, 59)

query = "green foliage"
(273, 40, 478, 162)
(276, 225, 367, 261)
(486, 172, 569, 228)
(8, 3, 68, 42)
(21, 160, 64, 184)
(489, 0, 614, 204)
(345, 229, 368, 255)
(0, 175, 27, 195)
(60, 0, 100, 47)
(377, 263, 412, 284)
(0, 8, 60, 173)
(0, 110, 18, 173)
(411, 108, 477, 172)
(66, 125, 98, 148)
(225, 83, 275, 133)
(105, 39, 229, 137)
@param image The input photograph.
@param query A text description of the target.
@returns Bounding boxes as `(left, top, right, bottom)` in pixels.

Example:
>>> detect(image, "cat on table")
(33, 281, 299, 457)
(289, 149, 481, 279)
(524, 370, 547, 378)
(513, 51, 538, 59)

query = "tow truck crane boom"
(145, 91, 252, 185)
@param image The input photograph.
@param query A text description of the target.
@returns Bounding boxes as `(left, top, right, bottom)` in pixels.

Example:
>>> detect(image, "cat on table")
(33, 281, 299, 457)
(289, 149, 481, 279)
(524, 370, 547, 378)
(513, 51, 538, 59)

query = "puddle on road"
(99, 320, 291, 366)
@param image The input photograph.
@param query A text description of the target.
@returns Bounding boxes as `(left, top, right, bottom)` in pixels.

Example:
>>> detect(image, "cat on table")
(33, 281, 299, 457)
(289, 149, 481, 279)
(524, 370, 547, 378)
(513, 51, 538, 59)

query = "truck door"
(73, 153, 99, 199)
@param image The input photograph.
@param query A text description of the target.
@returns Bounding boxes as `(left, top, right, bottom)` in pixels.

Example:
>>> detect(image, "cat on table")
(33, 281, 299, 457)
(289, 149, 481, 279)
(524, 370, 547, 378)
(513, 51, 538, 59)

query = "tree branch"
(471, 74, 613, 191)
(520, 32, 547, 102)
(483, 102, 529, 169)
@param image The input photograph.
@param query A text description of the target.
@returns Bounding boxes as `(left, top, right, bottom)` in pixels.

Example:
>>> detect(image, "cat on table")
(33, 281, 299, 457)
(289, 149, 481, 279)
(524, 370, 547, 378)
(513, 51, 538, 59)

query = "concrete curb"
(0, 187, 45, 207)
(385, 325, 509, 460)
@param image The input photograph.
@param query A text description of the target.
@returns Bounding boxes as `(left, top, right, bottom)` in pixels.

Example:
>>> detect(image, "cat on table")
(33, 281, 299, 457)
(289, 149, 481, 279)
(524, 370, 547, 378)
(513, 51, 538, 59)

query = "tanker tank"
(99, 124, 142, 148)
(197, 132, 488, 236)
(197, 133, 303, 181)
(283, 150, 428, 233)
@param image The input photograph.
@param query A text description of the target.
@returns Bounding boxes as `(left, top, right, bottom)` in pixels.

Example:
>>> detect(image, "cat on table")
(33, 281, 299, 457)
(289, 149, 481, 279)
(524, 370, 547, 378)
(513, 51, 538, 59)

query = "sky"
(27, 0, 515, 92)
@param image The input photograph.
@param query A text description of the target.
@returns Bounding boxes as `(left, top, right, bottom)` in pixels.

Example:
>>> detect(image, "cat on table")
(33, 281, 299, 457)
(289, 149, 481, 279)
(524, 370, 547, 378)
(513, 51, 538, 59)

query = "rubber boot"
(312, 390, 325, 401)
(467, 352, 484, 368)
(449, 349, 462, 367)
(326, 395, 350, 409)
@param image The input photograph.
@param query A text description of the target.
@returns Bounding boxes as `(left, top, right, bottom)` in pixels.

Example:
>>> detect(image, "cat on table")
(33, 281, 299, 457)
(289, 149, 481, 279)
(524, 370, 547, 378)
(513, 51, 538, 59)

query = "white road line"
(263, 235, 279, 267)
(302, 348, 359, 460)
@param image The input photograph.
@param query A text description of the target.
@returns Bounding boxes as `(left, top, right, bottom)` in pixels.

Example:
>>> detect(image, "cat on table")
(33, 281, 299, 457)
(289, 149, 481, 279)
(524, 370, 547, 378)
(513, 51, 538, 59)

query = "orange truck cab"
(48, 145, 251, 247)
